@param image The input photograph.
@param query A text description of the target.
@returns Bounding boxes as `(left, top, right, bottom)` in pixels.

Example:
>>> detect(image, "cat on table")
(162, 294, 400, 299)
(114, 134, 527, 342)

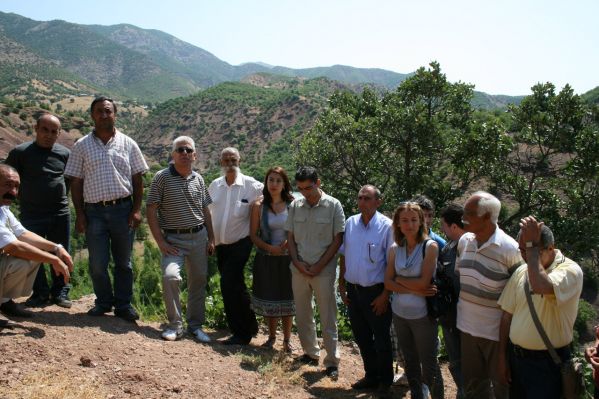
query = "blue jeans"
(20, 212, 70, 299)
(85, 200, 134, 310)
(347, 282, 393, 386)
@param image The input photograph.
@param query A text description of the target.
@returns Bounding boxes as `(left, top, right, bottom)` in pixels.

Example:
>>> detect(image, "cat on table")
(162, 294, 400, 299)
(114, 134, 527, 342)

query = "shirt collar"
(546, 249, 565, 272)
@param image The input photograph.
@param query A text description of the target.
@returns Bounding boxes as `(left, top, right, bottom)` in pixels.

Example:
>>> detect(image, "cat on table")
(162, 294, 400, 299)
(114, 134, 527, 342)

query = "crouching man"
(0, 164, 72, 327)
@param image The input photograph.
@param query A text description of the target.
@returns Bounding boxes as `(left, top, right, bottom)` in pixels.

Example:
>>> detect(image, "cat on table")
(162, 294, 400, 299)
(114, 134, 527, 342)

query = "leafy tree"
(296, 62, 491, 213)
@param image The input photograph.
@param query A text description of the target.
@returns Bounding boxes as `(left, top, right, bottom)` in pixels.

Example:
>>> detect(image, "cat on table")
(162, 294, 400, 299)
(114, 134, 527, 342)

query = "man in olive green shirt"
(286, 166, 345, 380)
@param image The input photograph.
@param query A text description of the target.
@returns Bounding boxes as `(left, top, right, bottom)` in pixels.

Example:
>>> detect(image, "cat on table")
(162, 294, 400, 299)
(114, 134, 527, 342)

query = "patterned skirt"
(251, 252, 295, 317)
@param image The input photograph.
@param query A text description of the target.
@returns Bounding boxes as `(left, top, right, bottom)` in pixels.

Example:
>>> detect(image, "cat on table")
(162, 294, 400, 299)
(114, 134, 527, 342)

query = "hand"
(294, 261, 314, 277)
(128, 210, 142, 229)
(422, 284, 438, 297)
(339, 284, 349, 305)
(57, 246, 74, 272)
(51, 258, 71, 284)
(497, 353, 511, 386)
(157, 240, 180, 256)
(370, 292, 389, 315)
(519, 216, 544, 244)
(309, 262, 324, 277)
(269, 245, 284, 256)
(206, 239, 216, 256)
(75, 213, 87, 234)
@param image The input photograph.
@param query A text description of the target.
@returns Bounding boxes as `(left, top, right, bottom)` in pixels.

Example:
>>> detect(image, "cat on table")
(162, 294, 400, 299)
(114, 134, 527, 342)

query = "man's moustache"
(2, 193, 16, 200)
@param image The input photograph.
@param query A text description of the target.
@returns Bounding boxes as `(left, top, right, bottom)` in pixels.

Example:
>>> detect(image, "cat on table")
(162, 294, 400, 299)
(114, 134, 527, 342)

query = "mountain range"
(0, 11, 522, 107)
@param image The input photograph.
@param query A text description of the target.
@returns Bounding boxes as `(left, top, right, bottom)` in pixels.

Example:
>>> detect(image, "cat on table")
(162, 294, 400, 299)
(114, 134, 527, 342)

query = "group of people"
(0, 96, 589, 399)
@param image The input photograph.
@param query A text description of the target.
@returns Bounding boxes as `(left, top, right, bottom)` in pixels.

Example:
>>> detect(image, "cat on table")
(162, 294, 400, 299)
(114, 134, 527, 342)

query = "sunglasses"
(175, 147, 194, 154)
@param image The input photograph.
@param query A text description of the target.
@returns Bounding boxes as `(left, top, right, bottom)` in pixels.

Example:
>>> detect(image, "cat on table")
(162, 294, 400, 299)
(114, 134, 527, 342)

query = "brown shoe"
(0, 300, 33, 318)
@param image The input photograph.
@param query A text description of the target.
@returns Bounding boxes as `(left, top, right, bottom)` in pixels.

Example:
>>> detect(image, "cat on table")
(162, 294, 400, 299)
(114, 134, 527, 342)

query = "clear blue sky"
(1, 0, 597, 95)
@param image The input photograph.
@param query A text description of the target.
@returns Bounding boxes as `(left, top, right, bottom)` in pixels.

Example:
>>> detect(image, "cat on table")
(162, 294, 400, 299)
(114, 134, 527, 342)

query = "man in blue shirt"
(339, 185, 394, 397)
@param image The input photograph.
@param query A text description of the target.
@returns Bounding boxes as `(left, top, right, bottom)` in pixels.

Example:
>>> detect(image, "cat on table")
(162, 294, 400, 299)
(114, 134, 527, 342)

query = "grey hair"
(472, 191, 501, 224)
(220, 147, 240, 159)
(172, 136, 195, 152)
(360, 184, 382, 200)
(517, 225, 555, 249)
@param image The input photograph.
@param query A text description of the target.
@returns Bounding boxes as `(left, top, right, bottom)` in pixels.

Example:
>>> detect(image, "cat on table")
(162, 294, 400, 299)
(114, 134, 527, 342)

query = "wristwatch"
(525, 241, 539, 248)
(53, 243, 64, 254)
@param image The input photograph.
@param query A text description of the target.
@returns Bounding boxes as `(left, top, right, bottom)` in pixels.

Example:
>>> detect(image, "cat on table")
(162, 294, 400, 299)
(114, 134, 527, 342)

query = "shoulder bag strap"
(524, 278, 562, 365)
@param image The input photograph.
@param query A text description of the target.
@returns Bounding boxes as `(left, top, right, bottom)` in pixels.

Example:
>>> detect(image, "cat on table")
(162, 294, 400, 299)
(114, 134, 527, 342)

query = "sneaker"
(25, 295, 50, 308)
(52, 285, 72, 308)
(0, 300, 33, 318)
(114, 306, 139, 322)
(325, 366, 339, 381)
(161, 328, 185, 341)
(191, 328, 211, 343)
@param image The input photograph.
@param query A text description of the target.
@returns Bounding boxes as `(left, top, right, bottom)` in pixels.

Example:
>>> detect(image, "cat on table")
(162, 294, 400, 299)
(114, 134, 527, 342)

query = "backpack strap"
(421, 238, 431, 259)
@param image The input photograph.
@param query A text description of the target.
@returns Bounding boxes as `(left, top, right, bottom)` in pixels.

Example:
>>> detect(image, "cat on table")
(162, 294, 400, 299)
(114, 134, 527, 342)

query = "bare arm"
(394, 242, 438, 291)
(3, 237, 71, 282)
(128, 172, 144, 228)
(498, 311, 513, 385)
(70, 177, 86, 234)
(310, 232, 343, 276)
(249, 201, 282, 255)
(146, 203, 179, 256)
(203, 206, 215, 256)
(520, 216, 554, 294)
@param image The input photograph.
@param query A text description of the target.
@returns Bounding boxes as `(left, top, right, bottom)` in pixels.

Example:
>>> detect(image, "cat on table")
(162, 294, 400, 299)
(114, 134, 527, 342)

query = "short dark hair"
(413, 194, 435, 212)
(295, 166, 318, 183)
(90, 96, 117, 114)
(440, 203, 464, 229)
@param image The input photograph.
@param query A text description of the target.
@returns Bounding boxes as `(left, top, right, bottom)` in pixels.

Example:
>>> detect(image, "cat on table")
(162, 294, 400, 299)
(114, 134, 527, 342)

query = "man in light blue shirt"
(339, 185, 394, 397)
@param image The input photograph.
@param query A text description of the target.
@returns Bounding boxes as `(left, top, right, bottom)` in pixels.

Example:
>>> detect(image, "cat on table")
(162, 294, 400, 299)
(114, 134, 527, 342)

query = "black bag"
(423, 240, 457, 319)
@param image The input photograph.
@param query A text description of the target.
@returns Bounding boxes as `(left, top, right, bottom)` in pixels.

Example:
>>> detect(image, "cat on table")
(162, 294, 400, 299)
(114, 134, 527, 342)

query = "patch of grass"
(0, 367, 109, 399)
(237, 351, 303, 386)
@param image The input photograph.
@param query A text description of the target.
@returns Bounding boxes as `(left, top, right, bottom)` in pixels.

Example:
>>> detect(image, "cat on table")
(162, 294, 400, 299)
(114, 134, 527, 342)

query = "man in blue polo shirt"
(339, 185, 394, 397)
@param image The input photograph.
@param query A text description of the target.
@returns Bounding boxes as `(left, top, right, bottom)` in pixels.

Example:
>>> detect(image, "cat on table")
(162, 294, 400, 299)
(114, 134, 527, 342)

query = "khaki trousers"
(0, 255, 40, 300)
(291, 266, 339, 368)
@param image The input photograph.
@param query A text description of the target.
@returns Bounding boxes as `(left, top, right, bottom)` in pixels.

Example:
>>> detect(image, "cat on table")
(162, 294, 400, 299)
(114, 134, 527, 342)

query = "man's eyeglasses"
(175, 147, 194, 154)
(296, 183, 316, 192)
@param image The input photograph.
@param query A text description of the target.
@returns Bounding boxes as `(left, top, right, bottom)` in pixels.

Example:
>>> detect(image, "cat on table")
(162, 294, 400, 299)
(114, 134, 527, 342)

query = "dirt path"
(0, 296, 457, 398)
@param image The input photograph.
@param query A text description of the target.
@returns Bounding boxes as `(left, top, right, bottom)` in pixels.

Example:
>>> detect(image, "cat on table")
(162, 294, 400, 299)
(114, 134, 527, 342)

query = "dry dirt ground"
(0, 296, 457, 399)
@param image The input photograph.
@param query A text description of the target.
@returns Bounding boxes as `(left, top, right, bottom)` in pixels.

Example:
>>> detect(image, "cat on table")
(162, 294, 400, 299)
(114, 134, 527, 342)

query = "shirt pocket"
(366, 240, 384, 265)
(233, 200, 250, 218)
(315, 217, 332, 242)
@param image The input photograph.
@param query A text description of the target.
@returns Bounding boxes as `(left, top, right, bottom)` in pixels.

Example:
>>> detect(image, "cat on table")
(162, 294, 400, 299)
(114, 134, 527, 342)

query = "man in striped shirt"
(456, 191, 523, 399)
(146, 136, 215, 342)
(65, 97, 149, 321)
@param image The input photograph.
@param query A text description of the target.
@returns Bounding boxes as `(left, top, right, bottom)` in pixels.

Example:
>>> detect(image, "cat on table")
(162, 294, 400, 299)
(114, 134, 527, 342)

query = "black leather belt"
(511, 344, 569, 359)
(87, 196, 132, 207)
(163, 225, 204, 234)
(346, 282, 385, 292)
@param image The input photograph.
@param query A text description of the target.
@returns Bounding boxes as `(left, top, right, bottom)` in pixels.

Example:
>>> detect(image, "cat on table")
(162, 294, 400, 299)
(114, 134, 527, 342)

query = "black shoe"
(52, 285, 72, 308)
(296, 354, 319, 366)
(87, 305, 111, 316)
(352, 377, 379, 390)
(24, 295, 50, 308)
(114, 306, 139, 322)
(0, 300, 33, 318)
(0, 314, 15, 329)
(325, 366, 339, 381)
(221, 335, 250, 346)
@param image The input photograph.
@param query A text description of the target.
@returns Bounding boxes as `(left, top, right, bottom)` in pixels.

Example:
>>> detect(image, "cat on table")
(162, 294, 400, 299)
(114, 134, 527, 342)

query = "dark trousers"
(20, 212, 70, 299)
(440, 315, 464, 398)
(347, 282, 393, 386)
(216, 237, 258, 340)
(509, 344, 568, 399)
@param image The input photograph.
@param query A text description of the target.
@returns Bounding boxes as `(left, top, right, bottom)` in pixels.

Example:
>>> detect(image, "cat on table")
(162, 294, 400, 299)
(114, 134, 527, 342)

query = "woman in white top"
(384, 202, 444, 399)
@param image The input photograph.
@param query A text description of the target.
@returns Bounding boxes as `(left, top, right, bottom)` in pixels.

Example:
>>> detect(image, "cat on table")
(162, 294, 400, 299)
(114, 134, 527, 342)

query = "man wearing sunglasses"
(65, 97, 148, 321)
(338, 185, 394, 396)
(208, 147, 263, 345)
(146, 136, 215, 342)
(286, 166, 345, 380)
